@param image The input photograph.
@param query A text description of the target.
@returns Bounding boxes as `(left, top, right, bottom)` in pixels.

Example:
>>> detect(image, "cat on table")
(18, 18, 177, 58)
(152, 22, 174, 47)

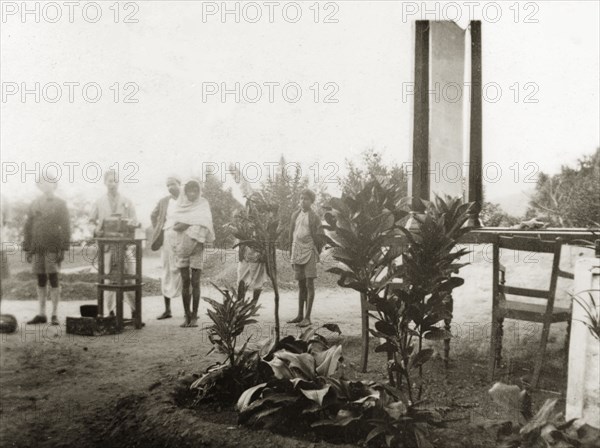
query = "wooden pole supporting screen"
(468, 21, 483, 226)
(411, 20, 430, 211)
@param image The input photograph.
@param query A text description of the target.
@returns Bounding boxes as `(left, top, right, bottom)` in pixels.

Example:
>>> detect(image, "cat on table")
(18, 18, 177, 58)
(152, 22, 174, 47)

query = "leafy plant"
(236, 325, 346, 428)
(325, 188, 473, 398)
(571, 290, 600, 341)
(229, 192, 283, 342)
(482, 382, 600, 448)
(323, 177, 408, 298)
(238, 325, 443, 448)
(323, 177, 409, 372)
(190, 281, 262, 403)
(383, 196, 472, 384)
(350, 196, 472, 447)
(361, 385, 444, 448)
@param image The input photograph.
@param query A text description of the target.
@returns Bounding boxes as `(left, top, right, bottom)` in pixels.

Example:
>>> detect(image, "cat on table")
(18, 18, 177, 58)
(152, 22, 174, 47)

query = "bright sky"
(1, 1, 599, 224)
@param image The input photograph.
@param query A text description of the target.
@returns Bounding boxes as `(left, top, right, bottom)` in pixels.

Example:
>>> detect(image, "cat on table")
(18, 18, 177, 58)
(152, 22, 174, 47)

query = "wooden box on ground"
(66, 316, 119, 336)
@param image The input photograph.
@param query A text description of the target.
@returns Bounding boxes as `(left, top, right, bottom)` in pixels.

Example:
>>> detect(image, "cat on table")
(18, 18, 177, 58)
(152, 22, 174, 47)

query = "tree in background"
(260, 156, 309, 249)
(480, 202, 520, 227)
(526, 148, 600, 227)
(202, 174, 243, 248)
(339, 148, 408, 197)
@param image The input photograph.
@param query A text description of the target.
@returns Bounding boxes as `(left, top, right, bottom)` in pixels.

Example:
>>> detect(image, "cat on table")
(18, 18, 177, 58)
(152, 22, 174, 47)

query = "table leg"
(97, 287, 104, 317)
(134, 286, 142, 329)
(97, 241, 105, 316)
(116, 290, 124, 332)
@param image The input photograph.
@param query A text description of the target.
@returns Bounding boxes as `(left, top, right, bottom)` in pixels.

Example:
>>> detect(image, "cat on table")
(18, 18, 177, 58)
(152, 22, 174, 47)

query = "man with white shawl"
(169, 178, 215, 327)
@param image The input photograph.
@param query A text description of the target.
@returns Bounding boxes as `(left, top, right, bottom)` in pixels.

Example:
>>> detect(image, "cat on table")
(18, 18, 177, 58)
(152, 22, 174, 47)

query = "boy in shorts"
(24, 176, 71, 325)
(287, 189, 324, 328)
(170, 179, 215, 328)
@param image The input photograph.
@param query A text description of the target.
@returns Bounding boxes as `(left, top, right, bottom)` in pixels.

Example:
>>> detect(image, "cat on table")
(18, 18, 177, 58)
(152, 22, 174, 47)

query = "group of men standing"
(150, 175, 326, 328)
(4, 168, 325, 329)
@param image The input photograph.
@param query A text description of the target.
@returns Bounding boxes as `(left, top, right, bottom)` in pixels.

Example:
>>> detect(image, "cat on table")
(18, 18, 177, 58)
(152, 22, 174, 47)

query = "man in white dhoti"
(90, 169, 138, 315)
(150, 176, 183, 319)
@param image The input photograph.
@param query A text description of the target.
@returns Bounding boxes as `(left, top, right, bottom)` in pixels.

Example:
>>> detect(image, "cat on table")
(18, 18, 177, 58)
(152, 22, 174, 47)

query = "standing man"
(150, 176, 183, 320)
(90, 169, 138, 316)
(287, 189, 325, 328)
(23, 176, 71, 325)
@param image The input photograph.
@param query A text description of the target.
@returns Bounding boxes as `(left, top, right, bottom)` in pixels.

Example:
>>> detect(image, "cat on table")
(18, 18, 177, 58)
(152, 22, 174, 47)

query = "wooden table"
(459, 227, 599, 247)
(361, 227, 598, 372)
(95, 237, 144, 331)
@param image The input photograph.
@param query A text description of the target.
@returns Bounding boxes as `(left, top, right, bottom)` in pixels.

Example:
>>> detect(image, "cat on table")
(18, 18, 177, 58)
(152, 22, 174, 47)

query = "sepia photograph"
(0, 1, 599, 447)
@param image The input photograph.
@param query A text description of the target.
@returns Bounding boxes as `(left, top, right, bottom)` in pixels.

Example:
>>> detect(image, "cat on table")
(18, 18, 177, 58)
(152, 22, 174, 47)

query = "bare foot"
(188, 316, 198, 328)
(287, 316, 303, 324)
(180, 318, 190, 328)
(297, 319, 311, 328)
(157, 311, 172, 320)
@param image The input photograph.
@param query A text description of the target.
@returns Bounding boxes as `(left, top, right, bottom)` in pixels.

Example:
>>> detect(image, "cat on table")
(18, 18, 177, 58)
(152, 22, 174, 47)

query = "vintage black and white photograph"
(0, 1, 599, 447)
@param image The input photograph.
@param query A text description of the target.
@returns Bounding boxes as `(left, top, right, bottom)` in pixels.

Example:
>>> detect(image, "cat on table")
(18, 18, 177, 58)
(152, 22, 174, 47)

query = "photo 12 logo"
(401, 1, 540, 24)
(402, 81, 540, 104)
(200, 161, 340, 184)
(201, 82, 339, 104)
(1, 162, 140, 184)
(403, 161, 539, 185)
(1, 1, 140, 24)
(1, 82, 140, 104)
(200, 1, 340, 24)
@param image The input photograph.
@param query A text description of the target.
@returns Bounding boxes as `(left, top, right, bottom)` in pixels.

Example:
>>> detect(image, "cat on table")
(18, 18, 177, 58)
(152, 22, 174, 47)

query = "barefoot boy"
(287, 189, 324, 328)
(170, 179, 215, 328)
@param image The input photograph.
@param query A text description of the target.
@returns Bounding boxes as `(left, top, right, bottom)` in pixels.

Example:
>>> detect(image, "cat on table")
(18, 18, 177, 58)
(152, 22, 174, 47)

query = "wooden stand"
(95, 237, 144, 331)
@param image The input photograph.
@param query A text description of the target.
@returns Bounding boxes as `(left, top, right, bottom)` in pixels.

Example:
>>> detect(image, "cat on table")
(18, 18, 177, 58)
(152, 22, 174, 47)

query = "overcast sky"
(1, 1, 599, 224)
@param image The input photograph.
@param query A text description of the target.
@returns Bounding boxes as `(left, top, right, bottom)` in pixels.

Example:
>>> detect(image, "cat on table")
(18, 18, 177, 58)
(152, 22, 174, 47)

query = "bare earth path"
(0, 289, 361, 448)
(0, 252, 578, 447)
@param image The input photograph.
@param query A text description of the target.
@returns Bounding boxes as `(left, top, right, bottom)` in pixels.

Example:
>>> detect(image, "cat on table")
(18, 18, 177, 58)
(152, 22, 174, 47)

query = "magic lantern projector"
(98, 214, 138, 238)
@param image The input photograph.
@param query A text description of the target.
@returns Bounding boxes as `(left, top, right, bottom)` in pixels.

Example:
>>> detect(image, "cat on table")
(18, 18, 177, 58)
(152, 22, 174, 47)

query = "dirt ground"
(0, 246, 584, 447)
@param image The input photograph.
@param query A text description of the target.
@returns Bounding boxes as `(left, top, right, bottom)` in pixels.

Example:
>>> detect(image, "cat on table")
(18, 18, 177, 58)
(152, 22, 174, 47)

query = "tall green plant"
(323, 178, 408, 297)
(229, 192, 283, 342)
(370, 195, 474, 401)
(322, 177, 409, 371)
(190, 281, 261, 402)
